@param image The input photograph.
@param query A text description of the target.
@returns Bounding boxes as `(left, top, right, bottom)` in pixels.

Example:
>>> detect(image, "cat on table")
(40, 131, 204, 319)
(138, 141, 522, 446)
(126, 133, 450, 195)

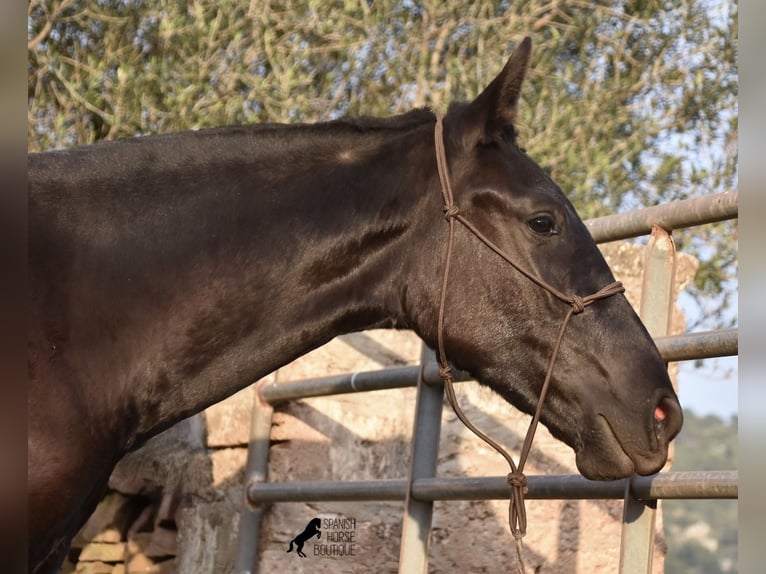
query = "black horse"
(286, 518, 322, 558)
(28, 38, 682, 572)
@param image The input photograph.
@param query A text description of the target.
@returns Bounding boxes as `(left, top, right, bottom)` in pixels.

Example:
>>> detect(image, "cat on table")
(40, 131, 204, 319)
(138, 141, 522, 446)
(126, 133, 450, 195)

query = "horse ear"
(451, 36, 532, 148)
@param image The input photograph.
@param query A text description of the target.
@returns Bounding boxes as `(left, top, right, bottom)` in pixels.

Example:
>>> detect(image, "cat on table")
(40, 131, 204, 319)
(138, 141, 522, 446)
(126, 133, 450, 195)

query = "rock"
(71, 494, 132, 549)
(74, 561, 114, 574)
(204, 386, 254, 448)
(109, 415, 206, 497)
(210, 448, 248, 488)
(92, 529, 122, 544)
(154, 490, 181, 529)
(124, 554, 151, 574)
(145, 527, 177, 559)
(78, 542, 126, 563)
(125, 532, 152, 556)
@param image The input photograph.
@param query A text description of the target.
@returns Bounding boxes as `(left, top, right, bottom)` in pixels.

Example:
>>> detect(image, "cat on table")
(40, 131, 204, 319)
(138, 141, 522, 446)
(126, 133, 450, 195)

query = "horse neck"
(48, 118, 438, 444)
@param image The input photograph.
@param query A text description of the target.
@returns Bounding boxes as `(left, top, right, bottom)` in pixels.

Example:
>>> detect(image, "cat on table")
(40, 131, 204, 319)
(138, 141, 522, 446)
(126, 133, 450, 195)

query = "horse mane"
(180, 107, 436, 154)
(329, 107, 435, 132)
(29, 108, 437, 192)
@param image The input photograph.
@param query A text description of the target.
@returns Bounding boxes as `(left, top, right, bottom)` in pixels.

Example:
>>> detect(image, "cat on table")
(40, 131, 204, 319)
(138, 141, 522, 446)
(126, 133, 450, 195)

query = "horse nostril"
(654, 413, 667, 440)
(654, 396, 683, 442)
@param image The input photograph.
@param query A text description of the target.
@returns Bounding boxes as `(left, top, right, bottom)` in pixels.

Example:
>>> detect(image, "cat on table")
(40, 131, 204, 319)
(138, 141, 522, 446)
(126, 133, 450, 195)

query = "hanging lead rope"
(432, 111, 624, 573)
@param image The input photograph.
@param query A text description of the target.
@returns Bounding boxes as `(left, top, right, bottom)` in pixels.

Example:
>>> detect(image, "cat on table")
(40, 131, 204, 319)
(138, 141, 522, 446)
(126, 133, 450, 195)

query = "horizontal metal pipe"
(628, 471, 739, 500)
(412, 471, 738, 501)
(247, 471, 737, 503)
(249, 478, 406, 502)
(584, 190, 738, 243)
(654, 328, 737, 362)
(259, 365, 422, 403)
(257, 329, 738, 404)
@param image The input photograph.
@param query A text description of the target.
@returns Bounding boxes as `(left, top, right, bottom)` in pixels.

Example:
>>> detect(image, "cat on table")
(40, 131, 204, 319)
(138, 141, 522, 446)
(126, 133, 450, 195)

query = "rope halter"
(432, 111, 624, 570)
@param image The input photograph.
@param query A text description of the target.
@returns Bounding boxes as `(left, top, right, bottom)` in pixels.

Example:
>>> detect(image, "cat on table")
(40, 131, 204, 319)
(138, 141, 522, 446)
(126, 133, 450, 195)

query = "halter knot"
(507, 472, 528, 489)
(438, 364, 453, 381)
(443, 204, 460, 220)
(570, 295, 586, 314)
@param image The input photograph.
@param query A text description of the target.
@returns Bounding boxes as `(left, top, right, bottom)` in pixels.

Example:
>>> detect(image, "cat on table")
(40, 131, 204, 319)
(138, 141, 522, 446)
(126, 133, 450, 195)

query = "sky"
(677, 356, 738, 419)
(674, 288, 738, 420)
(665, 277, 738, 422)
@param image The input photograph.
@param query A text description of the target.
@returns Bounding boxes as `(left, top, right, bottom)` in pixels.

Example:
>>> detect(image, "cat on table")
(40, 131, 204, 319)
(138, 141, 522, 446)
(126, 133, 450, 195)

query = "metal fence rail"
(247, 470, 738, 503)
(254, 328, 738, 404)
(235, 190, 738, 574)
(584, 189, 738, 241)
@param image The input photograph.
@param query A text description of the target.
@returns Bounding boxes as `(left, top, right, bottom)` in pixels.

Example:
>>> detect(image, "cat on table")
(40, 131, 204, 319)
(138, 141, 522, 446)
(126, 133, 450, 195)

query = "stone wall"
(65, 242, 696, 573)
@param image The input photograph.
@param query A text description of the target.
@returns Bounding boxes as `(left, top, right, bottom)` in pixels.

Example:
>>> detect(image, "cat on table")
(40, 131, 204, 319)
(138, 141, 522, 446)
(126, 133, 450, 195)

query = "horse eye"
(527, 214, 557, 236)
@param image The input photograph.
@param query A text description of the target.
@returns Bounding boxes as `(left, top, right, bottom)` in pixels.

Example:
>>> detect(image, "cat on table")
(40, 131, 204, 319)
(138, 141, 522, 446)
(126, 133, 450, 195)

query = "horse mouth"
(573, 414, 666, 481)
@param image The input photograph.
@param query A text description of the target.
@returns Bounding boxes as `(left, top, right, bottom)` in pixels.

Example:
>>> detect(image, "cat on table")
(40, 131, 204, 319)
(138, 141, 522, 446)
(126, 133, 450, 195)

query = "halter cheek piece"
(432, 111, 624, 564)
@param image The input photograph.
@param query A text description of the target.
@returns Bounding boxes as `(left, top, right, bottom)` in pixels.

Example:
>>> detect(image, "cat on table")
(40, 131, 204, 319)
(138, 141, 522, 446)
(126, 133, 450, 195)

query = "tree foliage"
(27, 0, 738, 326)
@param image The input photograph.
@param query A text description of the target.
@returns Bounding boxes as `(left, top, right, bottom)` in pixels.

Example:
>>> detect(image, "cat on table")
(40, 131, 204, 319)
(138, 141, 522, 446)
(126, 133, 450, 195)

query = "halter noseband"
(432, 111, 624, 569)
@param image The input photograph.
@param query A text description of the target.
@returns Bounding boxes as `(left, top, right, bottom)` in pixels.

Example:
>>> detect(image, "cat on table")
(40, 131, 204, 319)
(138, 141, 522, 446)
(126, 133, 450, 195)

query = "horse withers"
(28, 38, 682, 572)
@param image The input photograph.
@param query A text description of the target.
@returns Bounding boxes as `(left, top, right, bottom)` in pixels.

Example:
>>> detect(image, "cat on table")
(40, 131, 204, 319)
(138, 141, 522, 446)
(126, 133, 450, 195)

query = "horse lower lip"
(575, 447, 634, 480)
(573, 415, 636, 480)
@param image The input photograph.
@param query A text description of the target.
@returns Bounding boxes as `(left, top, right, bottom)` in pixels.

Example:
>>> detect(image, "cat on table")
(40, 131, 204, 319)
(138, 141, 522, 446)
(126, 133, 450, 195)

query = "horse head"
(407, 38, 682, 480)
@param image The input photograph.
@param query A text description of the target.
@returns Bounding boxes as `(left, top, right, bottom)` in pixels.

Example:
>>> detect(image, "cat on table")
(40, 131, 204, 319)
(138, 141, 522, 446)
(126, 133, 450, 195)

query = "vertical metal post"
(398, 344, 445, 574)
(234, 378, 275, 574)
(619, 225, 676, 574)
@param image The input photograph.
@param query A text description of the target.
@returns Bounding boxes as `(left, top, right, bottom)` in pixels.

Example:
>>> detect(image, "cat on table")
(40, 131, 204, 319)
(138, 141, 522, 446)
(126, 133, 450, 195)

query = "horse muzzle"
(573, 391, 683, 481)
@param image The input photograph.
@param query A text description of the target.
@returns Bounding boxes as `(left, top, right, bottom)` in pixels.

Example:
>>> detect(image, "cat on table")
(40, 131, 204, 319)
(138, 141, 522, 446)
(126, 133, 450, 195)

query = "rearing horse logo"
(286, 517, 321, 558)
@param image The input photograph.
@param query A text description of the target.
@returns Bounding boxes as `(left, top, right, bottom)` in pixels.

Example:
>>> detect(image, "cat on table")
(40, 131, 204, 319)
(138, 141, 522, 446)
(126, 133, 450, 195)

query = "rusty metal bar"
(414, 471, 739, 501)
(620, 225, 676, 574)
(654, 328, 737, 361)
(246, 471, 738, 503)
(585, 190, 738, 242)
